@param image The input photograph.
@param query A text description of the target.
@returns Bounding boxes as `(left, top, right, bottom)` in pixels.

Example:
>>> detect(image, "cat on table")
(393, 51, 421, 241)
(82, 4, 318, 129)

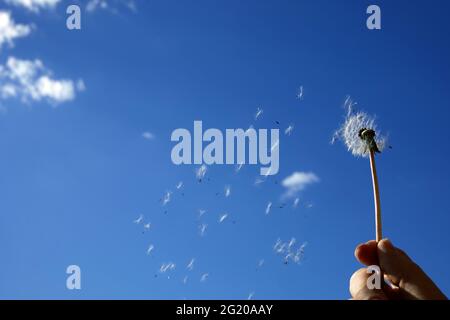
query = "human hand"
(350, 239, 447, 300)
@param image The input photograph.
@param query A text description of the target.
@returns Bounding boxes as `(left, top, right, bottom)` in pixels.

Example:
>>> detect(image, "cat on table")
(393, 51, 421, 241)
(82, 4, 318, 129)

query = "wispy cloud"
(142, 131, 155, 140)
(5, 0, 60, 12)
(0, 11, 32, 50)
(86, 0, 137, 14)
(0, 56, 83, 105)
(281, 171, 319, 198)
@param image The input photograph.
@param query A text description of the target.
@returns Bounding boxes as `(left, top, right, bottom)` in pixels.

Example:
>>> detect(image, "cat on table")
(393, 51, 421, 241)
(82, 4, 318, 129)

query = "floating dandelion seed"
(143, 223, 151, 230)
(254, 177, 265, 186)
(133, 214, 143, 224)
(162, 191, 172, 206)
(219, 213, 228, 223)
(258, 259, 265, 268)
(293, 198, 300, 208)
(255, 107, 263, 120)
(333, 97, 386, 241)
(200, 273, 209, 282)
(296, 86, 304, 100)
(160, 263, 176, 273)
(235, 162, 244, 173)
(187, 258, 195, 271)
(198, 209, 206, 218)
(274, 238, 307, 265)
(285, 124, 294, 136)
(183, 276, 188, 284)
(224, 185, 231, 197)
(265, 202, 272, 215)
(199, 223, 207, 237)
(176, 181, 183, 189)
(146, 244, 154, 255)
(196, 164, 208, 182)
(248, 292, 255, 300)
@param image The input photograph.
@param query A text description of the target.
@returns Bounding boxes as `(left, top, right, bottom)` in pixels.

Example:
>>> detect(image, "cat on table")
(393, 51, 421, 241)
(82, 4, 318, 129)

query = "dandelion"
(265, 202, 272, 215)
(224, 185, 231, 197)
(332, 97, 386, 241)
(255, 107, 263, 120)
(196, 164, 208, 182)
(284, 124, 294, 136)
(200, 273, 209, 282)
(187, 258, 195, 271)
(219, 213, 228, 223)
(133, 214, 143, 224)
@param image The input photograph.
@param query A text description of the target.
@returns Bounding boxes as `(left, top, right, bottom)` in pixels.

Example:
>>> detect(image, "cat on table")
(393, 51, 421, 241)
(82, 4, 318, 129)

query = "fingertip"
(378, 238, 395, 254)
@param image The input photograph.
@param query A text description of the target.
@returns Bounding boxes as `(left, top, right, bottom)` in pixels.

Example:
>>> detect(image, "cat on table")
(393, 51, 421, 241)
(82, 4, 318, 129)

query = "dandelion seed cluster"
(333, 97, 386, 157)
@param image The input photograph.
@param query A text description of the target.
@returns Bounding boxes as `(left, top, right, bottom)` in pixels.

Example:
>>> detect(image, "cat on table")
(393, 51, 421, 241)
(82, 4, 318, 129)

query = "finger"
(378, 239, 447, 300)
(355, 240, 378, 266)
(349, 268, 388, 300)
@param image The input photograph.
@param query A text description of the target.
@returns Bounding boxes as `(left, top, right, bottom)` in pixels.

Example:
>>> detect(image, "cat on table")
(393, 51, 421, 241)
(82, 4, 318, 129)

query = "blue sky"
(1, 0, 450, 299)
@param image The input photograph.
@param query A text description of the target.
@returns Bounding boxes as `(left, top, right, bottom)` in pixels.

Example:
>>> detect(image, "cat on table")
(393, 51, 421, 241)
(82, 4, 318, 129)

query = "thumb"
(377, 239, 447, 300)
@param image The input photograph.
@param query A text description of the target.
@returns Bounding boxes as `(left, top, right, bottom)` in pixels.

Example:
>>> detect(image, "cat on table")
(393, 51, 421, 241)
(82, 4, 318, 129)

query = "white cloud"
(0, 56, 84, 105)
(281, 171, 319, 198)
(86, 0, 137, 13)
(5, 0, 61, 12)
(0, 11, 32, 50)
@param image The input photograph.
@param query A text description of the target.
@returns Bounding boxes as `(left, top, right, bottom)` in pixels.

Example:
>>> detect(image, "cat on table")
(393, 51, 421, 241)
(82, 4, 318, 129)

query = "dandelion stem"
(369, 149, 382, 242)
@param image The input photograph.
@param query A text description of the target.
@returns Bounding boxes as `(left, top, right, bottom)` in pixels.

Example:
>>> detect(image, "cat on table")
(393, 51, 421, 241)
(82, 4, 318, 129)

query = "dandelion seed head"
(332, 97, 386, 157)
